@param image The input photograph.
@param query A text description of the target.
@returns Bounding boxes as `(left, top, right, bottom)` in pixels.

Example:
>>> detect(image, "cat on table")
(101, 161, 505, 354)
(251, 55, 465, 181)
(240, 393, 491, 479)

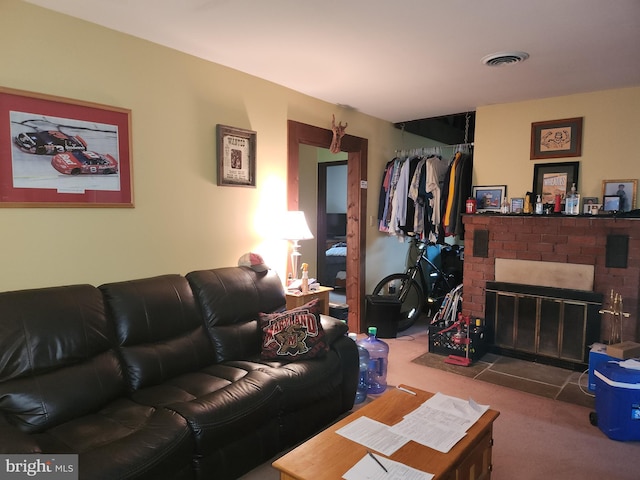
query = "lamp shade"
(281, 211, 314, 241)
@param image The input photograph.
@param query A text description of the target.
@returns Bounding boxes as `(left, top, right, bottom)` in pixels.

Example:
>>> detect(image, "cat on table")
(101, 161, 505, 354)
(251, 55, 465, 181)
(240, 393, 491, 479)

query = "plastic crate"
(428, 321, 486, 362)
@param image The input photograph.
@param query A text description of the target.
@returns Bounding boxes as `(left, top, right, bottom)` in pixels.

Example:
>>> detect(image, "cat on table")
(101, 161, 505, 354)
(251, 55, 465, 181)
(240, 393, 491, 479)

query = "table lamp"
(282, 211, 313, 280)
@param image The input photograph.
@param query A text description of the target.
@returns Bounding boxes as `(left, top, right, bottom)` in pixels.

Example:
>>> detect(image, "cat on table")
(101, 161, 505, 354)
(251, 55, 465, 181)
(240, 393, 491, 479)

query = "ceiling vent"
(481, 51, 529, 67)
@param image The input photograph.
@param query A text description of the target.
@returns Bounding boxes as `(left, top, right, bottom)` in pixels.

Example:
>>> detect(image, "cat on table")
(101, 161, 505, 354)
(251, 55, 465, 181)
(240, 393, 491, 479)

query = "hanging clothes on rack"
(439, 150, 473, 240)
(378, 143, 473, 242)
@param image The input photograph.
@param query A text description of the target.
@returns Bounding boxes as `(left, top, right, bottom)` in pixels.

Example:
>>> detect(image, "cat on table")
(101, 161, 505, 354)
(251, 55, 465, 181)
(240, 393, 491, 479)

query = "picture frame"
(603, 195, 621, 212)
(530, 117, 583, 160)
(0, 87, 133, 207)
(582, 196, 599, 214)
(511, 197, 524, 214)
(602, 179, 637, 213)
(216, 124, 256, 187)
(472, 185, 507, 213)
(532, 161, 579, 204)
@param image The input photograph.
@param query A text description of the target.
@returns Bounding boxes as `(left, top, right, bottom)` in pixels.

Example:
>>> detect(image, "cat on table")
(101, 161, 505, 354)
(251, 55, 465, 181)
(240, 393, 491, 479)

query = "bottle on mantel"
(565, 183, 579, 215)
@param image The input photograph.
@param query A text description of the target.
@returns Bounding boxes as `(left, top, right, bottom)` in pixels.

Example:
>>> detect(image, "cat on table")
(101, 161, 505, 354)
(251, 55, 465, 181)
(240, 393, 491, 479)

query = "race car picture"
(51, 151, 118, 175)
(14, 130, 87, 155)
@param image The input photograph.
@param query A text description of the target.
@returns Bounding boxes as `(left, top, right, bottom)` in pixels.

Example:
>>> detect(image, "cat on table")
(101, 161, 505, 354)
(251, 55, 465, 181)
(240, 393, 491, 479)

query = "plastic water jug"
(349, 333, 369, 404)
(357, 326, 389, 394)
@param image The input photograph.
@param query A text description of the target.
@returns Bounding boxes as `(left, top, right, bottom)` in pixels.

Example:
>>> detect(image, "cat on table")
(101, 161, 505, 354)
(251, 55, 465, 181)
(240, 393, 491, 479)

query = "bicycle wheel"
(372, 273, 424, 331)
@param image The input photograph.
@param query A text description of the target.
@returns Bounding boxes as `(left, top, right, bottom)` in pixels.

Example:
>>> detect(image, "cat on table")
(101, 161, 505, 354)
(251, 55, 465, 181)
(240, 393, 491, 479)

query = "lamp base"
(291, 242, 302, 280)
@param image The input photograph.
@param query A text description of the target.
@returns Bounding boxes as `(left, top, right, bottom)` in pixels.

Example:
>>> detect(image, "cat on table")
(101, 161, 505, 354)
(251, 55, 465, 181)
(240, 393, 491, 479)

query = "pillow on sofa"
(259, 299, 328, 360)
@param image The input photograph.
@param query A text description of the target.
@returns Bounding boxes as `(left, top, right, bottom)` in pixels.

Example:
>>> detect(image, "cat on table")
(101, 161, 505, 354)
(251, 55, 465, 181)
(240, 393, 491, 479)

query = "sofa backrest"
(0, 285, 123, 433)
(100, 274, 216, 391)
(186, 267, 286, 362)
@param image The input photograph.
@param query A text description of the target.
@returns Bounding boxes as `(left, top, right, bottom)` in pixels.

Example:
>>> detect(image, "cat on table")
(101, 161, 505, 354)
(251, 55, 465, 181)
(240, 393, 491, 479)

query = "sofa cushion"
(0, 285, 124, 433)
(186, 267, 286, 362)
(33, 399, 194, 480)
(259, 299, 328, 360)
(100, 274, 216, 391)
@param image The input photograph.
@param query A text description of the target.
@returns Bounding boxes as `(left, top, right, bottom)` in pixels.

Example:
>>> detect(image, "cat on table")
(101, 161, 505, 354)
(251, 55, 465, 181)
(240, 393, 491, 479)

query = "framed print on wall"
(472, 185, 506, 213)
(530, 117, 583, 160)
(602, 179, 637, 212)
(216, 124, 256, 187)
(0, 87, 133, 207)
(532, 161, 579, 204)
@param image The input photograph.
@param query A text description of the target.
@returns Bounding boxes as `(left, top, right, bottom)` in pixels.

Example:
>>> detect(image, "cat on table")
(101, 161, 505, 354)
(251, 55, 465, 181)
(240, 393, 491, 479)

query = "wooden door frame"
(287, 120, 367, 333)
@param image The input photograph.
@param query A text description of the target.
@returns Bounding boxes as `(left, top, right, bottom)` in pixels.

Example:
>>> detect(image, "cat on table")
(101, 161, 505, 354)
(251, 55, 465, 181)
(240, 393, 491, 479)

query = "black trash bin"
(365, 295, 401, 338)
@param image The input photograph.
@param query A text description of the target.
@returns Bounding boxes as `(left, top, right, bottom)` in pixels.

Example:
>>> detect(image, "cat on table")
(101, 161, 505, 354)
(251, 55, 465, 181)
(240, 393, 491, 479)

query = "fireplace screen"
(485, 282, 602, 367)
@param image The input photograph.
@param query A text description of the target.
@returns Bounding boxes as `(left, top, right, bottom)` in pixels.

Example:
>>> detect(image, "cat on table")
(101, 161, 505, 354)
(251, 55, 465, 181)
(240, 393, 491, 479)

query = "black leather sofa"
(0, 266, 358, 479)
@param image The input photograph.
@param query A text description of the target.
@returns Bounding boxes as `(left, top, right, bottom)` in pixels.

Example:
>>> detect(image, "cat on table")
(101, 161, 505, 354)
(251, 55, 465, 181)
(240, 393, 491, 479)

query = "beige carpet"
(240, 322, 638, 480)
(412, 351, 595, 409)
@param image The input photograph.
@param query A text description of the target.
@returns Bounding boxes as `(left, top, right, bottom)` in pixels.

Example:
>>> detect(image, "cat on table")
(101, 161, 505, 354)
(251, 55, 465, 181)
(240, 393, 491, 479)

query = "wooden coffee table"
(272, 385, 499, 480)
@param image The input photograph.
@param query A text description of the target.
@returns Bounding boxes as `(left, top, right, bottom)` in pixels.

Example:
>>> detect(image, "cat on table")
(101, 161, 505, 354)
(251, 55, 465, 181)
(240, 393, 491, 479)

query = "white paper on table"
(419, 392, 488, 424)
(335, 416, 410, 456)
(342, 453, 434, 480)
(388, 392, 489, 453)
(389, 416, 467, 453)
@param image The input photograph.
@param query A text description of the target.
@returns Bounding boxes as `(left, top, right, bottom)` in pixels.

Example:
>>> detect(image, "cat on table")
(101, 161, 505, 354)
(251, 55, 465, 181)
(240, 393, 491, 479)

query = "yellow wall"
(474, 87, 640, 203)
(2, 1, 639, 296)
(0, 0, 407, 293)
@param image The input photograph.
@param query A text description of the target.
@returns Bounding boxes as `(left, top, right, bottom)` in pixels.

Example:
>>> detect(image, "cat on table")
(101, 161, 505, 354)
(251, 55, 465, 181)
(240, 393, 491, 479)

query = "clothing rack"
(394, 142, 474, 159)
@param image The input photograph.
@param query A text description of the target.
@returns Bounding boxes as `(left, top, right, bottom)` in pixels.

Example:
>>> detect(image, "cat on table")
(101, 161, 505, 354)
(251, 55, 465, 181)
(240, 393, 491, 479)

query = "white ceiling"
(24, 0, 640, 123)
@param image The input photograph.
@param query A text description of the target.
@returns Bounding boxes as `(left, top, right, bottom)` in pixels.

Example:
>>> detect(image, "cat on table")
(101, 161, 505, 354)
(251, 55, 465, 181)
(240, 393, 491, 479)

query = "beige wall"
(0, 0, 402, 292)
(474, 87, 640, 203)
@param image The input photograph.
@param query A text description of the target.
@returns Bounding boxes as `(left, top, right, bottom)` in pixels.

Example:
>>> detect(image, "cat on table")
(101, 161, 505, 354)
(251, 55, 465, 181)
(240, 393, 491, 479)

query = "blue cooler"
(594, 362, 640, 441)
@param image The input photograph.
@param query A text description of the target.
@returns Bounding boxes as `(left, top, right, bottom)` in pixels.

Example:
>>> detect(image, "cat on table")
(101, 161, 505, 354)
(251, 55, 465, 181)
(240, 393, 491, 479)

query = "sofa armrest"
(0, 418, 41, 454)
(319, 314, 348, 345)
(320, 315, 358, 410)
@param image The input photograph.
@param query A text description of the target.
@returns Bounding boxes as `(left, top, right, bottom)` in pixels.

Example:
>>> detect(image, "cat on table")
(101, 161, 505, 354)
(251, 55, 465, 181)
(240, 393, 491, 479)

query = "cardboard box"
(606, 341, 640, 360)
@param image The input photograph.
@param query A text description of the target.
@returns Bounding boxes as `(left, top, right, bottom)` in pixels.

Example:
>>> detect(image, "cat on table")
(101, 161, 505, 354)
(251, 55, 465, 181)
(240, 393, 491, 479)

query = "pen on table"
(396, 386, 416, 395)
(367, 450, 388, 473)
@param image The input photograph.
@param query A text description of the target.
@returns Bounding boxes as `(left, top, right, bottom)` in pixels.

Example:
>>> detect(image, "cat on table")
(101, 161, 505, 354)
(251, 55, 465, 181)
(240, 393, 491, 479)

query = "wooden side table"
(285, 286, 333, 315)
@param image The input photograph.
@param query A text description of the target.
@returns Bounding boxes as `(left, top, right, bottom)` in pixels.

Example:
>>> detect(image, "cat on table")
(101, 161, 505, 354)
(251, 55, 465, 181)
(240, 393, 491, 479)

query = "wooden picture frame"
(602, 179, 637, 212)
(532, 161, 579, 204)
(472, 185, 506, 213)
(0, 87, 133, 207)
(216, 124, 256, 187)
(530, 117, 583, 160)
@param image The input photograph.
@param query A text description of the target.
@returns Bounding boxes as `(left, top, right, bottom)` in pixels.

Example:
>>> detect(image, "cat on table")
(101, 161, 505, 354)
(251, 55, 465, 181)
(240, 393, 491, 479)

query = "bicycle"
(371, 237, 462, 332)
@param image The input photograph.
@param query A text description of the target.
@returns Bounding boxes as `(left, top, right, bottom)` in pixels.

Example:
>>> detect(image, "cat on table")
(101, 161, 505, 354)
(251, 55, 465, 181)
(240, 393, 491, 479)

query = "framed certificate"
(216, 124, 256, 187)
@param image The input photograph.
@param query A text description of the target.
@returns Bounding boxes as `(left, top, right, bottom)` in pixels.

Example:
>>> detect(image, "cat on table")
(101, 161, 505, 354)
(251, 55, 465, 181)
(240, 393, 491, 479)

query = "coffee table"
(272, 385, 499, 480)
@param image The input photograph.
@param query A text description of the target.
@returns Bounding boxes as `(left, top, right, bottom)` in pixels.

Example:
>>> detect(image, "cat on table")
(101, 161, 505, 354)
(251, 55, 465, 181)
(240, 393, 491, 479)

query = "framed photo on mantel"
(532, 161, 579, 204)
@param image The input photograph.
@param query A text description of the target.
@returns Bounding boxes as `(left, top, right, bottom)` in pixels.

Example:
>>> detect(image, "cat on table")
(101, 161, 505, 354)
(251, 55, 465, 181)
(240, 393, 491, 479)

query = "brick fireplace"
(462, 215, 640, 344)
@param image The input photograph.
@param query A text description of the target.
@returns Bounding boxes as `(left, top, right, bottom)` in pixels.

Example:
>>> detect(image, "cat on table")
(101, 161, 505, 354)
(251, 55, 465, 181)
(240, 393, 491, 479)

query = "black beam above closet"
(394, 112, 475, 145)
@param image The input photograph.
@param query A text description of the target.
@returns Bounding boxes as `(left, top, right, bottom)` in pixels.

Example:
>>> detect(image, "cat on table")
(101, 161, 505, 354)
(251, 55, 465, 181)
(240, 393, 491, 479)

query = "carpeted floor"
(412, 351, 595, 408)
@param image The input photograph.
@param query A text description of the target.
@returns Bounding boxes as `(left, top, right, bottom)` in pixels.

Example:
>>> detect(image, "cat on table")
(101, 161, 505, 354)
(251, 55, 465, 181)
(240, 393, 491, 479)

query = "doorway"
(317, 160, 347, 291)
(287, 120, 368, 332)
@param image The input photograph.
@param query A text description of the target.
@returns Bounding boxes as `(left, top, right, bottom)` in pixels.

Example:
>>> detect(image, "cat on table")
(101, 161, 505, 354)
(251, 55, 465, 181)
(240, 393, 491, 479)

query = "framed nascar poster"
(0, 87, 133, 207)
(216, 124, 256, 187)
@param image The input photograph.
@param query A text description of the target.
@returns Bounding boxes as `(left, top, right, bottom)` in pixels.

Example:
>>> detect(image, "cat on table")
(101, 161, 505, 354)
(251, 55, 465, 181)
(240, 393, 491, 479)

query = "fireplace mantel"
(462, 214, 640, 342)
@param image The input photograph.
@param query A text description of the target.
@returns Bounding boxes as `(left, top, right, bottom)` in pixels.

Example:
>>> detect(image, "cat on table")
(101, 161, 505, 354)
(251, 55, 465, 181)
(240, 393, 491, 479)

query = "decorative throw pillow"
(259, 299, 328, 360)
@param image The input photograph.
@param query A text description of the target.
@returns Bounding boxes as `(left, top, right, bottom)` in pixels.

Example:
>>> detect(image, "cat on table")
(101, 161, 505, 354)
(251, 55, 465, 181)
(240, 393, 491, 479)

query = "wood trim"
(287, 120, 367, 333)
